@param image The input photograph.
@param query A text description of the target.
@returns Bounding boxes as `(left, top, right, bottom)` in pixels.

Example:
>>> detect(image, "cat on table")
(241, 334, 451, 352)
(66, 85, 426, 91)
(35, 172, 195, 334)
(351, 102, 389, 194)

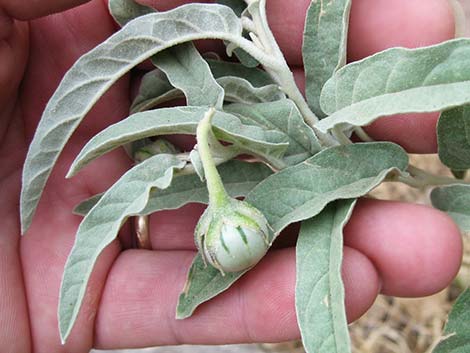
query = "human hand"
(0, 0, 463, 352)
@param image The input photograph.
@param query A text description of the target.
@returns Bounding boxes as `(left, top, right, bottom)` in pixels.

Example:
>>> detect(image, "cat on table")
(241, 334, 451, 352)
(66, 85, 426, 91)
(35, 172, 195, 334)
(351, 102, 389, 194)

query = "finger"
(93, 198, 462, 348)
(149, 203, 204, 250)
(347, 0, 455, 152)
(347, 0, 455, 62)
(344, 198, 462, 297)
(364, 113, 439, 154)
(21, 211, 121, 352)
(93, 247, 379, 348)
(0, 177, 31, 353)
(0, 0, 90, 20)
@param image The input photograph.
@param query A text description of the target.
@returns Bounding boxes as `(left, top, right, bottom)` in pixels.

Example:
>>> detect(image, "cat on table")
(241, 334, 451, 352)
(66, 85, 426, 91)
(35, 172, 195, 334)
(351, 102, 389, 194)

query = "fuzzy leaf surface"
(177, 255, 245, 319)
(303, 0, 351, 118)
(130, 69, 176, 113)
(59, 154, 185, 342)
(437, 105, 470, 170)
(177, 142, 407, 318)
(431, 184, 470, 232)
(67, 106, 288, 176)
(317, 38, 470, 132)
(432, 289, 470, 353)
(245, 142, 408, 232)
(74, 160, 272, 215)
(20, 3, 244, 232)
(152, 42, 224, 108)
(131, 62, 276, 113)
(297, 199, 356, 353)
(109, 0, 155, 26)
(217, 76, 285, 103)
(208, 60, 274, 87)
(225, 99, 321, 165)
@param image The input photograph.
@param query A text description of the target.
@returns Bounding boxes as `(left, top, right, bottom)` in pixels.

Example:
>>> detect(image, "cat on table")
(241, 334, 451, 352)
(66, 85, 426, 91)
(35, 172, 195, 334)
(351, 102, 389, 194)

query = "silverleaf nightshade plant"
(20, 0, 470, 351)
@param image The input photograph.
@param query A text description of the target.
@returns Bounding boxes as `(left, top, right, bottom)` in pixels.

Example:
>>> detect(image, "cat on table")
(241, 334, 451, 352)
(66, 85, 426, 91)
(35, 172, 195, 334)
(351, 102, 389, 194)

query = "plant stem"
(354, 127, 375, 142)
(409, 165, 469, 186)
(240, 0, 341, 148)
(332, 127, 352, 145)
(394, 164, 470, 188)
(196, 108, 230, 208)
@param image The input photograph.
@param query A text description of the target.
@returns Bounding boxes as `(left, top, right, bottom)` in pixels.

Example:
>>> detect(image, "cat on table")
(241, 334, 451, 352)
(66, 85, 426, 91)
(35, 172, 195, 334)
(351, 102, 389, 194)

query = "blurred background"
(93, 1, 470, 352)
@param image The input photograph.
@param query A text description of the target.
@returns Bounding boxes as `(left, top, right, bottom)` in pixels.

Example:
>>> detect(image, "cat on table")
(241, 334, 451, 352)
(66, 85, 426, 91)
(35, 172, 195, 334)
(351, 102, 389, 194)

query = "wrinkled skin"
(0, 0, 463, 352)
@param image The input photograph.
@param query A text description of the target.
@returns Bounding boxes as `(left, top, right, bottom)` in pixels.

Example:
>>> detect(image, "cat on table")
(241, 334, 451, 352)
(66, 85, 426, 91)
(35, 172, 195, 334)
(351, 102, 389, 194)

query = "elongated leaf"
(177, 255, 245, 319)
(130, 69, 175, 113)
(21, 3, 245, 232)
(317, 38, 470, 132)
(246, 142, 407, 232)
(131, 61, 275, 113)
(432, 289, 470, 353)
(296, 199, 356, 353)
(303, 0, 351, 118)
(208, 59, 274, 87)
(437, 105, 470, 170)
(74, 160, 273, 216)
(225, 99, 321, 165)
(177, 142, 408, 318)
(59, 154, 185, 342)
(217, 76, 285, 103)
(431, 184, 470, 232)
(109, 0, 155, 26)
(152, 42, 224, 108)
(67, 106, 288, 176)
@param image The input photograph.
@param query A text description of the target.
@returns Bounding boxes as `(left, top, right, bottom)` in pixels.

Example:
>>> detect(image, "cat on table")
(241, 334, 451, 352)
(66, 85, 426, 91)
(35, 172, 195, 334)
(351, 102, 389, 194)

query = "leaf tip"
(19, 195, 33, 235)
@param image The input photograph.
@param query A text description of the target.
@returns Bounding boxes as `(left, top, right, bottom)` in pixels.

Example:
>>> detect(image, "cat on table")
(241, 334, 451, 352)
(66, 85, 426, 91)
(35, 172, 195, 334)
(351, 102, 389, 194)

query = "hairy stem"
(395, 164, 470, 188)
(196, 108, 230, 208)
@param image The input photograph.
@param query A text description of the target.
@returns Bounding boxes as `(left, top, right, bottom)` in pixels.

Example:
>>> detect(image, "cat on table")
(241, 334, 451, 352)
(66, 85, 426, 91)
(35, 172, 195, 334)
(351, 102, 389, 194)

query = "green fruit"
(195, 198, 272, 274)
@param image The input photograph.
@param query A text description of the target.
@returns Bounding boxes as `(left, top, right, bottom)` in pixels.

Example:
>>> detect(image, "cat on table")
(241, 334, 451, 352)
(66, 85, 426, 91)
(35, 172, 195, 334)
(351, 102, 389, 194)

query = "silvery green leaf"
(21, 3, 245, 232)
(108, 0, 155, 27)
(317, 38, 470, 133)
(431, 184, 470, 232)
(217, 76, 285, 103)
(74, 160, 272, 216)
(143, 160, 273, 214)
(130, 69, 176, 113)
(225, 99, 321, 165)
(73, 194, 103, 216)
(59, 154, 185, 342)
(131, 68, 276, 113)
(296, 199, 356, 353)
(189, 130, 240, 181)
(303, 0, 351, 118)
(189, 149, 205, 181)
(217, 0, 259, 68)
(432, 289, 470, 353)
(437, 105, 470, 170)
(177, 142, 407, 318)
(177, 254, 244, 319)
(245, 142, 407, 233)
(208, 59, 274, 87)
(130, 59, 274, 114)
(152, 42, 224, 109)
(230, 46, 260, 68)
(67, 106, 288, 176)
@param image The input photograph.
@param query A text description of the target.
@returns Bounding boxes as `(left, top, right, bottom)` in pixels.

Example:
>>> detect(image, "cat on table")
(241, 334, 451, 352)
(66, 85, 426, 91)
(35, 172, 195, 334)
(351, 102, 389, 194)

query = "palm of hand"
(0, 0, 463, 352)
